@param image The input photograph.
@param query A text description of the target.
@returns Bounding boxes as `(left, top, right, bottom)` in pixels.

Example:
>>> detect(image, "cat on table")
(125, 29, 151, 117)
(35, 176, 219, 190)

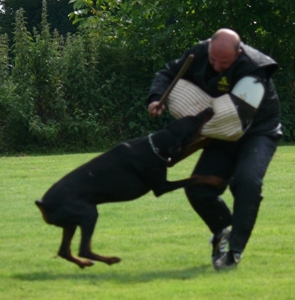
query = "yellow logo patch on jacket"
(218, 77, 230, 92)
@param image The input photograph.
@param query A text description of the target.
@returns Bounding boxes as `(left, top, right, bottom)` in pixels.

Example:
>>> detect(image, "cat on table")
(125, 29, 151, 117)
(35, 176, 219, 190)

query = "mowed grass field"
(0, 145, 294, 300)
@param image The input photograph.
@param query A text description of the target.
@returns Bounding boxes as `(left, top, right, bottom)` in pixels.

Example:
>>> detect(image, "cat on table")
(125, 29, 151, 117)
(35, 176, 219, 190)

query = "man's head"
(208, 28, 242, 73)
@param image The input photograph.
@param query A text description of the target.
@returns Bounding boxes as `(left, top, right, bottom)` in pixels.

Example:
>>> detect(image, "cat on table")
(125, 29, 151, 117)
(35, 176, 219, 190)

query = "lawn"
(0, 145, 294, 300)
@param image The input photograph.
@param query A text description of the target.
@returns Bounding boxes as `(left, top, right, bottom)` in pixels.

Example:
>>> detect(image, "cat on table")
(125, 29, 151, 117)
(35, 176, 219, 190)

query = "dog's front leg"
(147, 168, 195, 197)
(151, 171, 227, 197)
(152, 177, 200, 197)
(191, 174, 227, 189)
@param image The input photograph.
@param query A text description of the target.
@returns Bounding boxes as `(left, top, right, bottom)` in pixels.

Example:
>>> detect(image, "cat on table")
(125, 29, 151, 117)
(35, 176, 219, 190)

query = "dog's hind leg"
(78, 214, 121, 266)
(58, 225, 95, 269)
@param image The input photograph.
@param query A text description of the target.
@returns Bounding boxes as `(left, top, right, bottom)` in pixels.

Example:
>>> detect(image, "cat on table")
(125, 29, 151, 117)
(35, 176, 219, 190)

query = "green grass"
(0, 146, 294, 300)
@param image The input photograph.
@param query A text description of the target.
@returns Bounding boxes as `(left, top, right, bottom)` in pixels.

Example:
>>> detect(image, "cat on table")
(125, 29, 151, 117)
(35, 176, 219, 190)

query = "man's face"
(208, 40, 239, 73)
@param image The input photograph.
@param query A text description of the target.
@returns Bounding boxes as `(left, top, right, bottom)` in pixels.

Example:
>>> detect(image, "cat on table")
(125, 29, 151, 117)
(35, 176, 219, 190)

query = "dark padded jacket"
(147, 41, 282, 137)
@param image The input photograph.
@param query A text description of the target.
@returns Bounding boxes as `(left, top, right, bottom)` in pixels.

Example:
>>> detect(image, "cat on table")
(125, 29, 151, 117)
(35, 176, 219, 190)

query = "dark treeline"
(0, 0, 294, 153)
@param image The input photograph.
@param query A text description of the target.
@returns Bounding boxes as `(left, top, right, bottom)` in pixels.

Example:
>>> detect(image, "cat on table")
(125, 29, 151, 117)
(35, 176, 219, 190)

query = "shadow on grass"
(12, 265, 215, 283)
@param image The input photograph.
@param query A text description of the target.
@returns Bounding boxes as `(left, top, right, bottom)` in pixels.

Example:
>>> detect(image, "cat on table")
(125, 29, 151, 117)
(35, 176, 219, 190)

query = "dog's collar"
(148, 133, 171, 163)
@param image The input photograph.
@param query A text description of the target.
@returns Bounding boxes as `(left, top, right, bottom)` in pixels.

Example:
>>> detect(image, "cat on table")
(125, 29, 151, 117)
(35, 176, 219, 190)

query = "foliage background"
(0, 0, 294, 153)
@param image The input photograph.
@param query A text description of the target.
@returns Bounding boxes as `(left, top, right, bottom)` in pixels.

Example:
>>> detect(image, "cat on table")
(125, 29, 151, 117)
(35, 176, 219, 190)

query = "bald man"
(146, 28, 282, 269)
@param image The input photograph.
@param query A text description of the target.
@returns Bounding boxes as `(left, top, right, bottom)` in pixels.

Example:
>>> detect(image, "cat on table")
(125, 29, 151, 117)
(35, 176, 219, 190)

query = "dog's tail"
(35, 200, 50, 224)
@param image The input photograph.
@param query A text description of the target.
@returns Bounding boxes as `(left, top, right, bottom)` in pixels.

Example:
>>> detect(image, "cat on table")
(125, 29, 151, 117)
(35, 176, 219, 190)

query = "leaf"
(177, 6, 184, 13)
(129, 121, 136, 129)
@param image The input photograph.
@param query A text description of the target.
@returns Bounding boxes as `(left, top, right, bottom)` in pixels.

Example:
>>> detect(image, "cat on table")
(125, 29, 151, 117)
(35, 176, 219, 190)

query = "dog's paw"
(79, 260, 95, 269)
(58, 251, 95, 268)
(191, 174, 227, 189)
(105, 256, 121, 265)
(208, 176, 227, 189)
(79, 251, 121, 266)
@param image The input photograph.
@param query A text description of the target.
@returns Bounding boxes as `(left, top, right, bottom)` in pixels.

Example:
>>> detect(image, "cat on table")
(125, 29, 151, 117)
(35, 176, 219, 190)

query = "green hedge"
(0, 9, 172, 153)
(0, 3, 294, 154)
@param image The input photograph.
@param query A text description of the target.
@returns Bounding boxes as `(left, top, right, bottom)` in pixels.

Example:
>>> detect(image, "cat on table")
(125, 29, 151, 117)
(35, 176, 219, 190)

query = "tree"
(0, 0, 77, 40)
(68, 0, 295, 140)
(68, 0, 295, 64)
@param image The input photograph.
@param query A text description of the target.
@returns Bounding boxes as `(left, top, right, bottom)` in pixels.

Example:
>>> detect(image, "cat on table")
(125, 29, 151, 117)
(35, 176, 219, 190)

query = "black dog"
(35, 107, 224, 268)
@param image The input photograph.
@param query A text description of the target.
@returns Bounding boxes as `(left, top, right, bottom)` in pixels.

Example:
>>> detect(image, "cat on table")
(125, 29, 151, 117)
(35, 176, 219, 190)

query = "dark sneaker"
(210, 228, 231, 263)
(213, 250, 242, 270)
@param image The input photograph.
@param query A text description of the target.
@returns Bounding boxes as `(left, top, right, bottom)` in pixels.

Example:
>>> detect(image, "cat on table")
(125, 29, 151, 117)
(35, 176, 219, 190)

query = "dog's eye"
(175, 146, 182, 153)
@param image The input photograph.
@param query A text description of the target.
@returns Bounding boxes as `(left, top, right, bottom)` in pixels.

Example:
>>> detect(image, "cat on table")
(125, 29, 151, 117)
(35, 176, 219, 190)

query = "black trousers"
(185, 134, 280, 253)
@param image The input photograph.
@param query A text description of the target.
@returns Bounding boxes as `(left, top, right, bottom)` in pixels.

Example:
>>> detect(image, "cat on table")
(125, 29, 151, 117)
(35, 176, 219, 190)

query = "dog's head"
(165, 107, 213, 157)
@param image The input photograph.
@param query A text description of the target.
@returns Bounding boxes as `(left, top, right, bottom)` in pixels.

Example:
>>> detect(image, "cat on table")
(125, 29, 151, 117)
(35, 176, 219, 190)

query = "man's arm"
(146, 45, 200, 102)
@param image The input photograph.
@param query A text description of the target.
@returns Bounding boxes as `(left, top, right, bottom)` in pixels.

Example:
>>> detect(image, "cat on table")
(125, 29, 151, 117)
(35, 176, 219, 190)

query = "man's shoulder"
(190, 40, 209, 51)
(240, 42, 278, 75)
(187, 40, 209, 59)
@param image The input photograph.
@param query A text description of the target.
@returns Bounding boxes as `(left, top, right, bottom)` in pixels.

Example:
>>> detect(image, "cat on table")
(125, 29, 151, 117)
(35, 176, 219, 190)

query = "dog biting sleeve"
(167, 77, 264, 141)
